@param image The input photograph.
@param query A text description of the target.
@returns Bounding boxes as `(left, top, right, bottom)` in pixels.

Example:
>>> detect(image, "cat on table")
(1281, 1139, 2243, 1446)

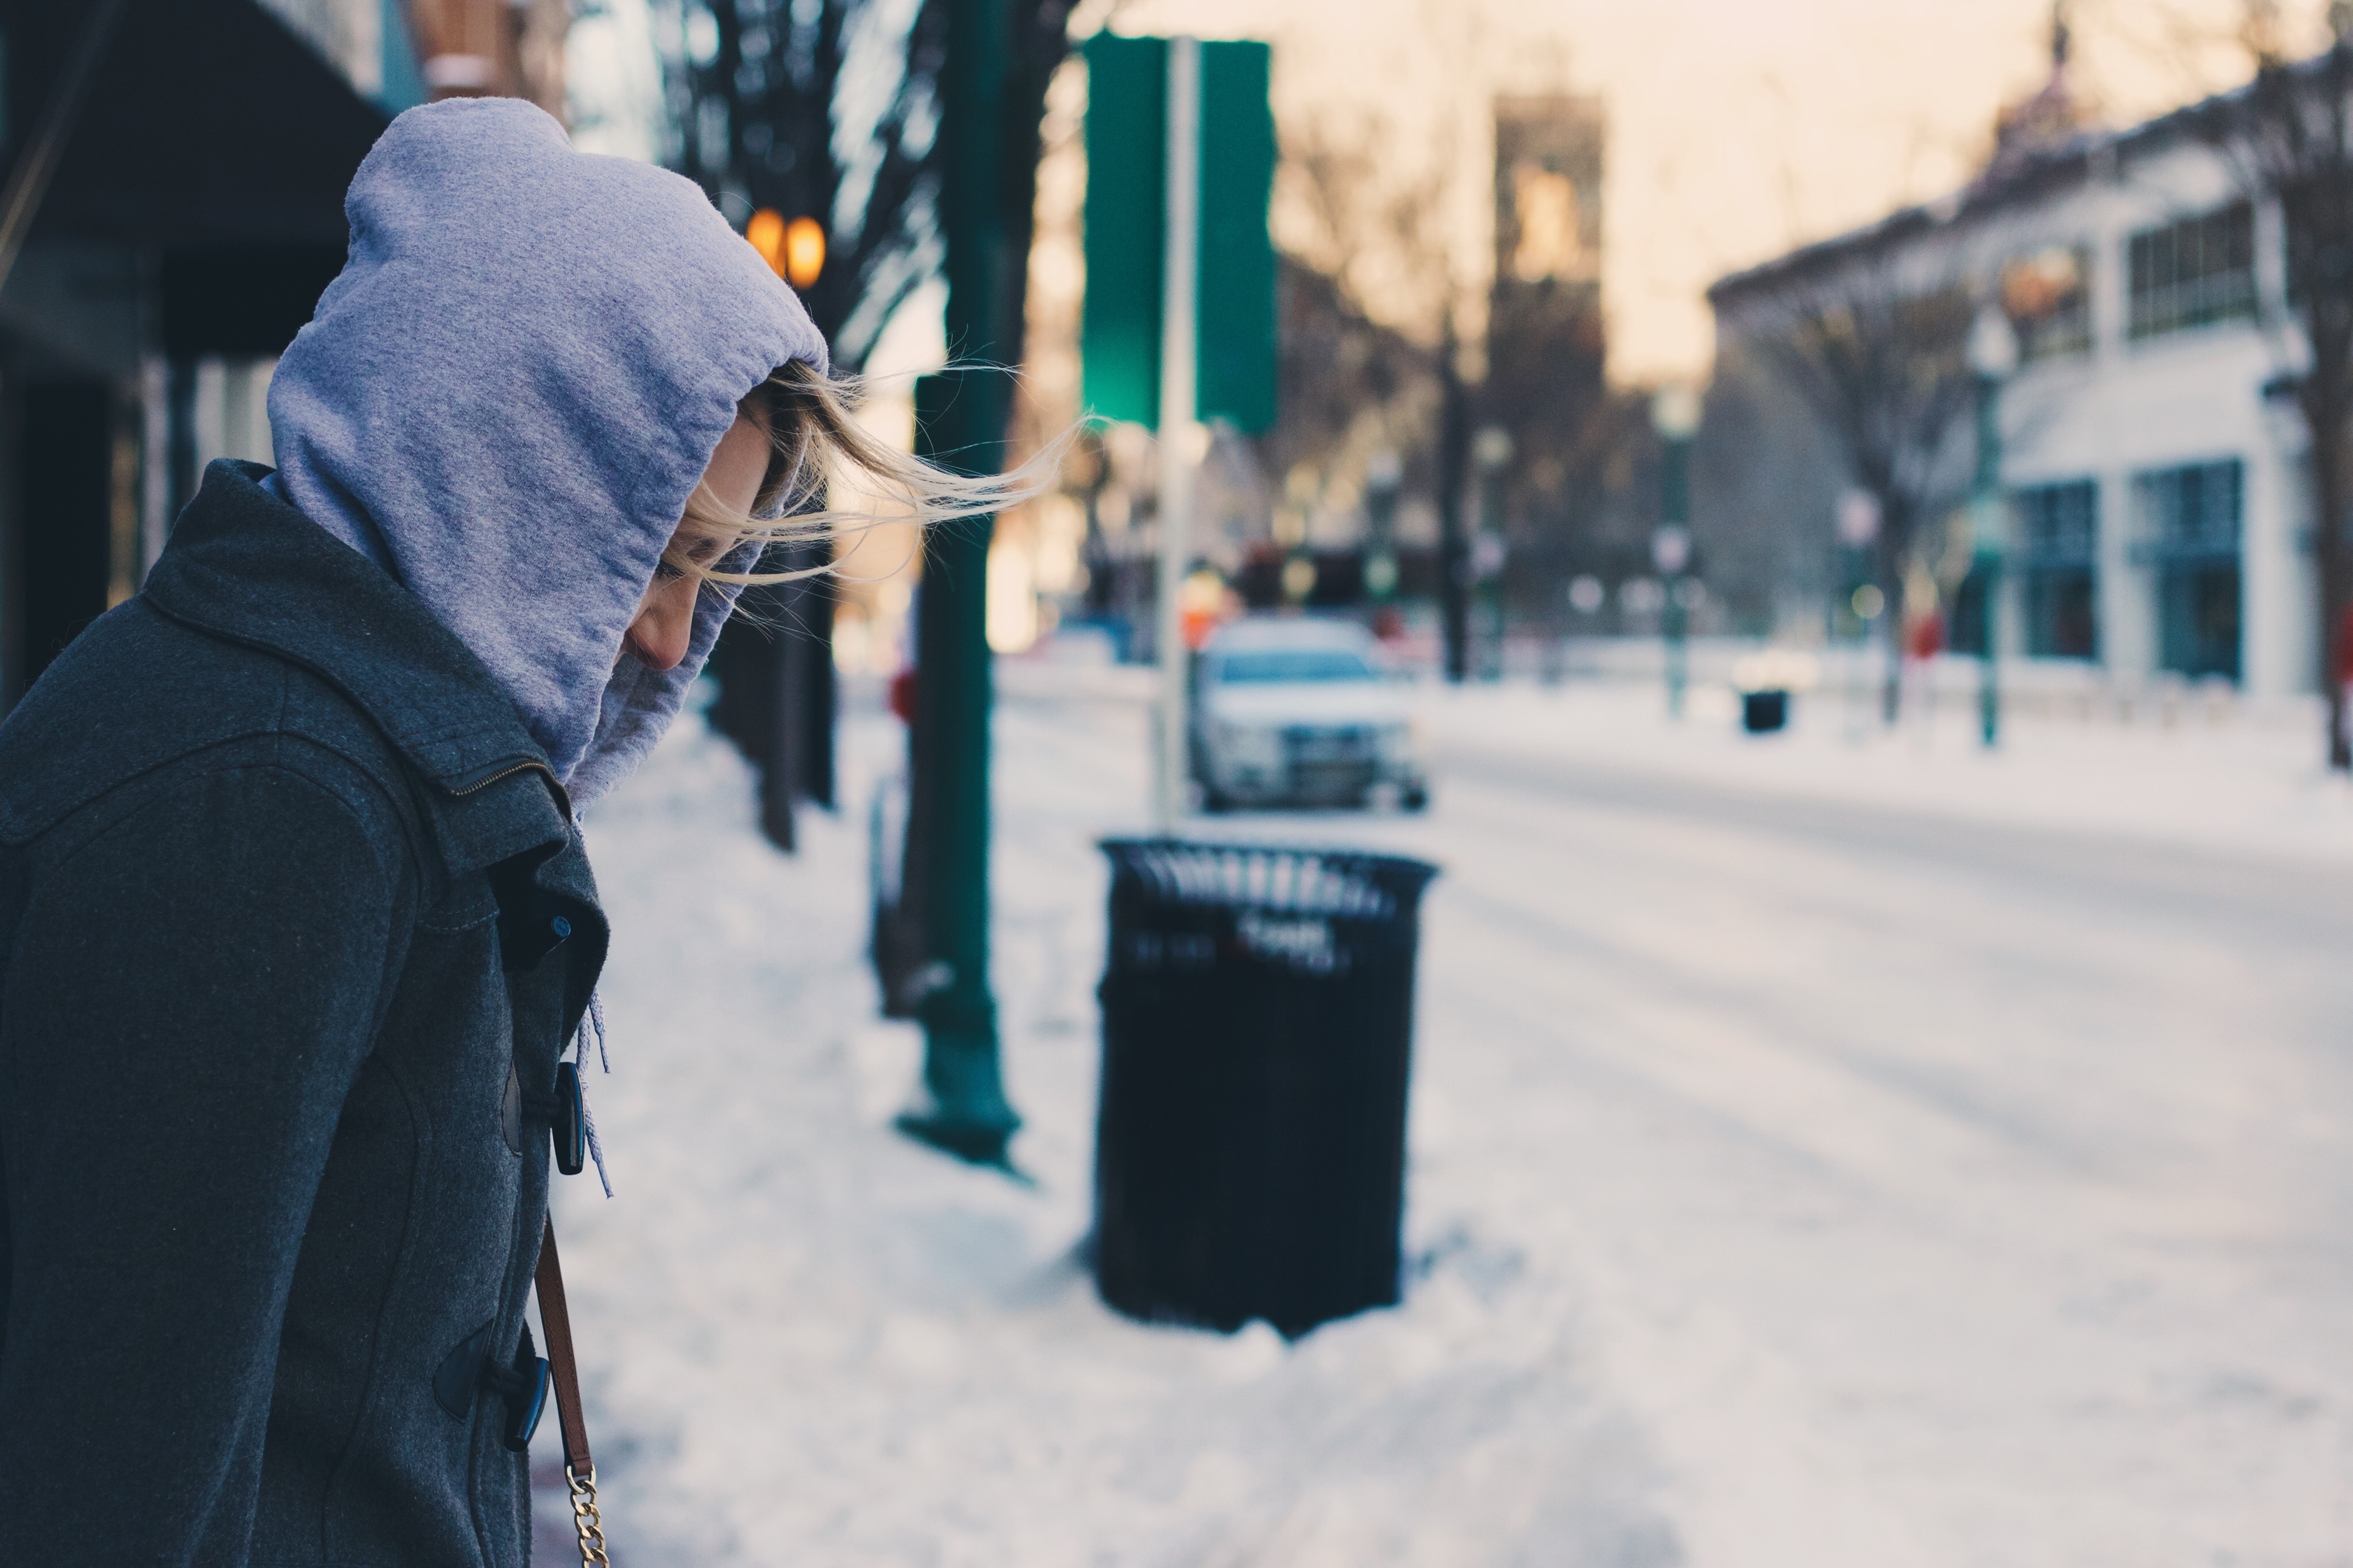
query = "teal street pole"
(1967, 304, 2018, 750)
(1651, 386, 1701, 719)
(897, 0, 1020, 1168)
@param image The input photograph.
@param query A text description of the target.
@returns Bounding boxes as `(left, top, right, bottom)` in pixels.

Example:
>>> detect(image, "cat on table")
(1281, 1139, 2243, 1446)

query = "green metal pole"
(1974, 370, 2003, 750)
(1664, 582, 1687, 717)
(897, 0, 1020, 1168)
(1977, 554, 2002, 746)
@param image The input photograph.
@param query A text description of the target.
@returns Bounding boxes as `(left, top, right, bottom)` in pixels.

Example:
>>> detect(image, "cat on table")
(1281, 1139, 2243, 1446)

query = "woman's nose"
(624, 577, 697, 671)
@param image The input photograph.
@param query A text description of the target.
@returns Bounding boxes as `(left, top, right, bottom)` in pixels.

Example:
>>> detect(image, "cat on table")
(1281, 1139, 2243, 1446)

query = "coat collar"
(142, 461, 575, 873)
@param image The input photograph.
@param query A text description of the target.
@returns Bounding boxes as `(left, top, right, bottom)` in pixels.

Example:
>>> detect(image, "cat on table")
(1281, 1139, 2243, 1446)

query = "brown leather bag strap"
(534, 1216, 593, 1474)
(535, 1216, 610, 1564)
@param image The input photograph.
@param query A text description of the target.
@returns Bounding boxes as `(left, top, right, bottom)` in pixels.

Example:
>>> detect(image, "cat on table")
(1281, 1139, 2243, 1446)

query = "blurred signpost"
(1081, 33, 1276, 828)
(1364, 449, 1403, 607)
(1154, 36, 1202, 829)
(1470, 428, 1512, 681)
(1837, 491, 1882, 615)
(1837, 489, 1883, 738)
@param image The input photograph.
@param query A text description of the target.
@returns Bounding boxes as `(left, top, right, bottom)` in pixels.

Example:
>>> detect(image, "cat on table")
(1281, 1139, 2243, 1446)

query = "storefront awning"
(2, 0, 389, 356)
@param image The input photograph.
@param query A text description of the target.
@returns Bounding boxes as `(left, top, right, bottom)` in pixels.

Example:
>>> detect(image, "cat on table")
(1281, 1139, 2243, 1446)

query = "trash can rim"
(1097, 836, 1439, 920)
(1097, 835, 1438, 875)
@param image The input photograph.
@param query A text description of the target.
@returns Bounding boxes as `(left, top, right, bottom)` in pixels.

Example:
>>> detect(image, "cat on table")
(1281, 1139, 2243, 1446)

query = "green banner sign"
(1080, 34, 1277, 433)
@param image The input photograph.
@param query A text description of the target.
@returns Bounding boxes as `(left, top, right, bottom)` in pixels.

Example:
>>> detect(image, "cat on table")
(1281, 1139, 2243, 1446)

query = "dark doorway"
(2024, 566, 2099, 659)
(2014, 480, 2099, 659)
(1947, 565, 1989, 656)
(19, 380, 115, 685)
(2159, 562, 2241, 682)
(2136, 461, 2240, 683)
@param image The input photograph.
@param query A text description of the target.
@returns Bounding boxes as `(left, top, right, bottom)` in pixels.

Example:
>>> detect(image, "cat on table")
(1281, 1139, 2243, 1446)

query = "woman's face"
(622, 411, 770, 671)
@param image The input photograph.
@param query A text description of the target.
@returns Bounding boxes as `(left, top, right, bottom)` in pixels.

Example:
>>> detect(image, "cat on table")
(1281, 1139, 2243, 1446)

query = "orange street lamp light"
(746, 208, 787, 275)
(784, 216, 825, 288)
(746, 210, 824, 289)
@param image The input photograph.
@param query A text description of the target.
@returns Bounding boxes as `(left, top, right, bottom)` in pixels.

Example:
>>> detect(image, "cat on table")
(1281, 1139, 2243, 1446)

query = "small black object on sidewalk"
(1742, 689, 1790, 733)
(1091, 839, 1440, 1338)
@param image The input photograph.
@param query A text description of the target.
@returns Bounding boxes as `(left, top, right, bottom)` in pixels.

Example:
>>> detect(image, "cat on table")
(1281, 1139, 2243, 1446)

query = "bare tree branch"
(2190, 6, 2353, 765)
(1722, 244, 1980, 719)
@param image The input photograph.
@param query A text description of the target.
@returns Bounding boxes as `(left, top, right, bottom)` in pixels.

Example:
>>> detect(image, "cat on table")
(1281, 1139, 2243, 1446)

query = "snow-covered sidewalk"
(545, 676, 2353, 1566)
(545, 710, 1672, 1565)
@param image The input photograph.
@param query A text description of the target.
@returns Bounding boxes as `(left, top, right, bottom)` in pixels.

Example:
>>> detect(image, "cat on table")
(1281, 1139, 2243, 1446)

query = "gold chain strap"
(567, 1463, 612, 1566)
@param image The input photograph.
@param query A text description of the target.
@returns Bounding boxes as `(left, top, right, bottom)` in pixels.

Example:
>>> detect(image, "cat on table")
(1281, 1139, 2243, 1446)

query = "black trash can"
(1092, 839, 1440, 1338)
(1742, 688, 1789, 733)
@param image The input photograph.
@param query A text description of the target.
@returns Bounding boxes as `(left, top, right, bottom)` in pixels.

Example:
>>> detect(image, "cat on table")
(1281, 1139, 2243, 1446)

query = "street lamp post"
(1471, 428, 1513, 680)
(1966, 303, 2019, 750)
(1650, 386, 1702, 719)
(1363, 449, 1402, 608)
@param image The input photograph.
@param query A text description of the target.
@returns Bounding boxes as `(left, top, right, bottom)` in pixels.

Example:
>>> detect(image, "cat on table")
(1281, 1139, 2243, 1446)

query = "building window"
(1510, 163, 1587, 283)
(2015, 479, 2099, 658)
(2002, 246, 2092, 362)
(2133, 459, 2243, 681)
(2127, 202, 2256, 340)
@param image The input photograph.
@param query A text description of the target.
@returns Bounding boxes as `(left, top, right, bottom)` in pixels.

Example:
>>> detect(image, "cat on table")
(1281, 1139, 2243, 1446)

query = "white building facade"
(1995, 140, 2310, 698)
(1714, 105, 2325, 699)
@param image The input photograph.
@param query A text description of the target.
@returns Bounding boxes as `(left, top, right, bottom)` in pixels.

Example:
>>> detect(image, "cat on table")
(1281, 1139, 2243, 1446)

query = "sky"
(575, 0, 2333, 386)
(1108, 0, 2325, 384)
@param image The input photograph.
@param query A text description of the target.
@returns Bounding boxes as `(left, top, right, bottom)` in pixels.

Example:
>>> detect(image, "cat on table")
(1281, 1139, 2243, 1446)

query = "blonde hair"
(663, 360, 1061, 589)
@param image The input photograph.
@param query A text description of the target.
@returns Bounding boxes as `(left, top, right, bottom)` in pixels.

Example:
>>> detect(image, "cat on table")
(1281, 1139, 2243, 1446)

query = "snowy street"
(548, 675, 2353, 1567)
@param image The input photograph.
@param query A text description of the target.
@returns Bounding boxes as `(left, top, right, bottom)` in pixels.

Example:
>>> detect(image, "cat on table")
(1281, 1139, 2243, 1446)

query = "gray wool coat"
(0, 461, 610, 1566)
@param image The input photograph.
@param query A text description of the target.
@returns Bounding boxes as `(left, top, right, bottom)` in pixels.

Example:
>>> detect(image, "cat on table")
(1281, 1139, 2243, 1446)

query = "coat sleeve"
(0, 762, 406, 1566)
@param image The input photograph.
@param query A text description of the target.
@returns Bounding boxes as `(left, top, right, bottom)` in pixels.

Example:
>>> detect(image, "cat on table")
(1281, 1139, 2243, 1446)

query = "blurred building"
(1250, 254, 1443, 615)
(1488, 95, 1604, 399)
(256, 0, 420, 101)
(397, 0, 568, 113)
(0, 0, 412, 708)
(1708, 33, 2319, 697)
(1480, 96, 1624, 644)
(0, 0, 575, 712)
(260, 0, 563, 110)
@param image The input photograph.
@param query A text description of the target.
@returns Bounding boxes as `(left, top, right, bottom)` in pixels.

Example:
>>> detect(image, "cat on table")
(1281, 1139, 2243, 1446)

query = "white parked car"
(1191, 617, 1428, 811)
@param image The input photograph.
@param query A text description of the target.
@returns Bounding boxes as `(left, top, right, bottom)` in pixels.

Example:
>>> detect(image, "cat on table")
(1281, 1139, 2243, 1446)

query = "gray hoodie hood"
(267, 97, 828, 806)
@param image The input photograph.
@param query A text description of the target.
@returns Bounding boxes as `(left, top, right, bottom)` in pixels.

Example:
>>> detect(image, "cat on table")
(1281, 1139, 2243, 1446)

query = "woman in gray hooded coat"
(0, 98, 1010, 1566)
